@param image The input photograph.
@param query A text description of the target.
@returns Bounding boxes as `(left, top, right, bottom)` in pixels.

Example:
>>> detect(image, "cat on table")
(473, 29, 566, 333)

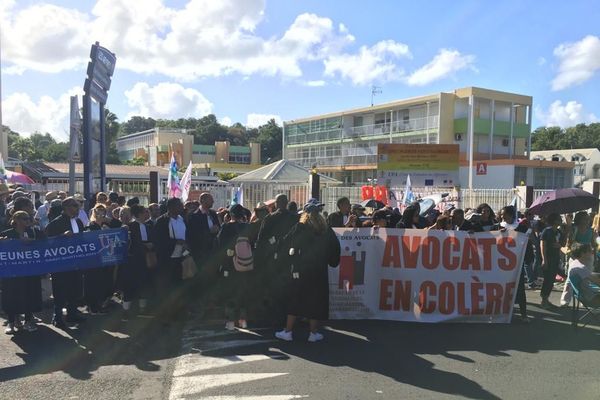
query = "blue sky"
(1, 0, 599, 141)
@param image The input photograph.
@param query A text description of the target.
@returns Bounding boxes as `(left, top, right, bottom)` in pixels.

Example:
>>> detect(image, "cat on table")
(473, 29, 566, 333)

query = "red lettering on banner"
(379, 279, 393, 310)
(419, 281, 436, 313)
(461, 238, 481, 270)
(402, 235, 421, 268)
(503, 282, 516, 313)
(497, 237, 517, 271)
(382, 236, 400, 268)
(442, 237, 460, 270)
(456, 282, 471, 315)
(471, 278, 484, 315)
(393, 280, 412, 311)
(478, 238, 496, 271)
(422, 236, 440, 269)
(438, 281, 455, 315)
(485, 283, 503, 314)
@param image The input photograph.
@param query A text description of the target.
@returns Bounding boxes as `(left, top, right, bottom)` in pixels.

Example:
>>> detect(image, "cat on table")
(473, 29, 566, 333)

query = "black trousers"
(540, 259, 560, 299)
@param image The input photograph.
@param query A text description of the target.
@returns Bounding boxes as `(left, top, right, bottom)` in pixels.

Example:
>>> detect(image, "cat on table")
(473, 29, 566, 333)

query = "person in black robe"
(275, 198, 340, 342)
(255, 194, 299, 325)
(124, 204, 152, 316)
(84, 204, 113, 314)
(1, 211, 44, 334)
(327, 197, 360, 228)
(152, 198, 187, 320)
(216, 204, 252, 330)
(46, 197, 86, 329)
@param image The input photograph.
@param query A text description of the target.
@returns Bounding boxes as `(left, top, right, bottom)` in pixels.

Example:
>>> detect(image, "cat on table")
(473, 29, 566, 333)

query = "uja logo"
(339, 246, 366, 290)
(98, 232, 125, 258)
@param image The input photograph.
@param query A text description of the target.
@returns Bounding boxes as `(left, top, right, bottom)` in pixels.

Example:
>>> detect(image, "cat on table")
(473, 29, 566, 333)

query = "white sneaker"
(4, 323, 16, 335)
(238, 319, 248, 329)
(225, 321, 236, 331)
(275, 329, 293, 341)
(308, 332, 324, 343)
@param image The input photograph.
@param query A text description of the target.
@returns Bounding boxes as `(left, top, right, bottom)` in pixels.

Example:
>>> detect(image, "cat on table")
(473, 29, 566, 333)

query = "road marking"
(199, 396, 308, 400)
(169, 373, 288, 399)
(174, 354, 287, 377)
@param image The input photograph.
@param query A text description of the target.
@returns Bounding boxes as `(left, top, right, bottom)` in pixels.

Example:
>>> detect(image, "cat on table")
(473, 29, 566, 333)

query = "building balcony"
(454, 118, 530, 138)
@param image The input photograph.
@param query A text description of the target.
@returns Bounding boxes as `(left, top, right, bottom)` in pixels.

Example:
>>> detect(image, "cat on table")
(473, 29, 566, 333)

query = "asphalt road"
(0, 288, 599, 400)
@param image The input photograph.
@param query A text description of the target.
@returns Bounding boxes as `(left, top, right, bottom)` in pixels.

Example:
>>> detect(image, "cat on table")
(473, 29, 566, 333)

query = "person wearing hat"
(46, 197, 86, 328)
(255, 194, 300, 325)
(34, 191, 59, 230)
(275, 198, 340, 343)
(1, 210, 45, 334)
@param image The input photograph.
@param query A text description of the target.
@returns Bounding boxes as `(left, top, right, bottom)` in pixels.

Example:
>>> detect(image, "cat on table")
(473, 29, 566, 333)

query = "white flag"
(180, 161, 193, 202)
(403, 174, 414, 206)
(0, 153, 6, 182)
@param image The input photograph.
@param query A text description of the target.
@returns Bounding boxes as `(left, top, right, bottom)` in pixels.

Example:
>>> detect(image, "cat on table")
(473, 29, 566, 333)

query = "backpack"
(233, 236, 254, 272)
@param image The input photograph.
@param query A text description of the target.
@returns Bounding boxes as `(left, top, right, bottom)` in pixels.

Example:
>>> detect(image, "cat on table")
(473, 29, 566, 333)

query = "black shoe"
(52, 318, 68, 329)
(65, 314, 86, 323)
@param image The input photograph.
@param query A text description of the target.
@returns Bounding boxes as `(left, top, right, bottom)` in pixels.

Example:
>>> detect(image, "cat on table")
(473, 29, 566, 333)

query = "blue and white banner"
(0, 228, 128, 278)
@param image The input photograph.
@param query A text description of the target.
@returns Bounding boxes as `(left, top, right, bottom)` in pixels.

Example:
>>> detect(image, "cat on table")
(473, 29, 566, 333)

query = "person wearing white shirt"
(34, 191, 59, 229)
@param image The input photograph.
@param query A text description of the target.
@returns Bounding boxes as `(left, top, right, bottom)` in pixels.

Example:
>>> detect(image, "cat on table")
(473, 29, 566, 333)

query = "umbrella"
(528, 188, 599, 215)
(5, 171, 35, 185)
(360, 199, 386, 210)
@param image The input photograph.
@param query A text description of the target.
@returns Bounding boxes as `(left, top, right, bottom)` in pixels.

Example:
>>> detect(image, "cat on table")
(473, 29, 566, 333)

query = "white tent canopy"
(230, 159, 340, 184)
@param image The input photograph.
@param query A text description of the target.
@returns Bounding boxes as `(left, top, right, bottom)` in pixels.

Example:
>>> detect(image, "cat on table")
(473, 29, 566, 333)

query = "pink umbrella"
(5, 171, 35, 184)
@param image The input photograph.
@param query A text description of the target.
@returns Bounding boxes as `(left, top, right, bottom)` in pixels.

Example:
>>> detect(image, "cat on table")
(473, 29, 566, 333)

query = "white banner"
(329, 228, 527, 323)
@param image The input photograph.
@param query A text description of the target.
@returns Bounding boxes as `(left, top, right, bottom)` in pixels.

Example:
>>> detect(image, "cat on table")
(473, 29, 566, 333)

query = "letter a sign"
(476, 162, 487, 175)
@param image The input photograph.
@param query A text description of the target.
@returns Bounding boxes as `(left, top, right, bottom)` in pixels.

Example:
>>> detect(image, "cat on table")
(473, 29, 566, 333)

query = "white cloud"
(125, 82, 213, 119)
(551, 35, 600, 91)
(0, 1, 354, 81)
(220, 116, 233, 126)
(406, 49, 476, 86)
(246, 113, 282, 128)
(2, 87, 82, 141)
(537, 57, 547, 66)
(1, 2, 90, 74)
(535, 100, 598, 127)
(304, 80, 326, 87)
(324, 40, 411, 86)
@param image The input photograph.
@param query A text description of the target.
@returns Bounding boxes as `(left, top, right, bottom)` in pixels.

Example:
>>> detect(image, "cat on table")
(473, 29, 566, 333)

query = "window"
(514, 166, 527, 186)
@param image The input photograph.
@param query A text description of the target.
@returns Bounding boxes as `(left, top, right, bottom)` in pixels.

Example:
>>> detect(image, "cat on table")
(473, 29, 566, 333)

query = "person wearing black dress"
(275, 198, 341, 343)
(1, 211, 44, 334)
(84, 204, 112, 314)
(46, 197, 86, 329)
(124, 204, 152, 316)
(216, 204, 252, 330)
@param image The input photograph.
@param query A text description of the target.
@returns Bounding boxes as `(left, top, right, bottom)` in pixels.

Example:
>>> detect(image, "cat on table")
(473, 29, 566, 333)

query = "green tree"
(3, 126, 21, 159)
(124, 156, 146, 166)
(531, 123, 600, 151)
(43, 143, 70, 162)
(11, 136, 35, 161)
(256, 119, 282, 163)
(120, 116, 156, 135)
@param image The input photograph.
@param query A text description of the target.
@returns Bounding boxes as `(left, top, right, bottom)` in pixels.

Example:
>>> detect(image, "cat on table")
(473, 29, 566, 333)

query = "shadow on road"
(0, 310, 183, 383)
(200, 302, 600, 400)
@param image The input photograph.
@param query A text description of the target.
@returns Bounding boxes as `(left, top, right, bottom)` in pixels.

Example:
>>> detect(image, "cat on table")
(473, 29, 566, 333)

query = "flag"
(180, 161, 193, 202)
(230, 184, 244, 206)
(0, 153, 7, 182)
(167, 153, 181, 198)
(403, 174, 414, 206)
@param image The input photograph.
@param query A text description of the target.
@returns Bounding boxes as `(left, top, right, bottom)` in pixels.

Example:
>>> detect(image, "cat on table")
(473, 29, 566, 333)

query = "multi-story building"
(283, 87, 574, 189)
(116, 127, 262, 175)
(531, 148, 600, 187)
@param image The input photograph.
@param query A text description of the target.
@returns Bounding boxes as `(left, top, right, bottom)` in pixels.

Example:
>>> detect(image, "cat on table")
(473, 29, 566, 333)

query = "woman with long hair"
(1, 211, 44, 334)
(396, 205, 420, 229)
(475, 203, 498, 231)
(275, 198, 340, 342)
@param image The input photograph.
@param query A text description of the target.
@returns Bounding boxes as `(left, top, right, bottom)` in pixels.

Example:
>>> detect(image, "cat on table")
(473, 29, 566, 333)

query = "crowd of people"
(1, 181, 599, 340)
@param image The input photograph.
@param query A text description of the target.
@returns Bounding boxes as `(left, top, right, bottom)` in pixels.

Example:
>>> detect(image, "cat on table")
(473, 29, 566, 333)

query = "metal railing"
(344, 115, 439, 139)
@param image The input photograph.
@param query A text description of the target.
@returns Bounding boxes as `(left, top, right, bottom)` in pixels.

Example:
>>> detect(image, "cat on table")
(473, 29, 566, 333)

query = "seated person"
(568, 243, 600, 307)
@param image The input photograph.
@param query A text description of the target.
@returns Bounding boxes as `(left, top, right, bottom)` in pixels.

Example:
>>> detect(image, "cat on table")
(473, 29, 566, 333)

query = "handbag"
(181, 255, 198, 280)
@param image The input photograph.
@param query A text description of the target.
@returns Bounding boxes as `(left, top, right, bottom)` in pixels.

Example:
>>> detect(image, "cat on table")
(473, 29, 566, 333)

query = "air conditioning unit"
(502, 139, 510, 147)
(454, 133, 463, 141)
